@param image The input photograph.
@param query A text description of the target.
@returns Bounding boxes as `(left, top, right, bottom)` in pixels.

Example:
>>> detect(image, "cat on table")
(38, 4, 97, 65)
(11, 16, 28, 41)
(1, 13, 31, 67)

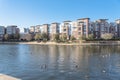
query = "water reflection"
(0, 45, 120, 80)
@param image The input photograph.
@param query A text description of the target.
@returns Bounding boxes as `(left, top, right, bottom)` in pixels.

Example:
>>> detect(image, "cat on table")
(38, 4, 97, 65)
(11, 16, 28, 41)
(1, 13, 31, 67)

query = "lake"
(0, 44, 120, 80)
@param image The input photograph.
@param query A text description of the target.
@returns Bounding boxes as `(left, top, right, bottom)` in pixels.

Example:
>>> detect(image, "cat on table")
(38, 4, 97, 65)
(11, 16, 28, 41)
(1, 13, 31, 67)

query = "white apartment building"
(41, 24, 50, 34)
(49, 22, 60, 40)
(71, 18, 90, 39)
(60, 21, 72, 39)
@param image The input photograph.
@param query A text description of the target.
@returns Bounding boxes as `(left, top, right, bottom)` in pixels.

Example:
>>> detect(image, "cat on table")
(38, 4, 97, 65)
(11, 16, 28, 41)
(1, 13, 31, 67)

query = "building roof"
(43, 24, 49, 25)
(51, 22, 59, 24)
(77, 18, 90, 20)
(63, 21, 71, 23)
(115, 19, 120, 21)
(98, 19, 108, 21)
(36, 25, 41, 26)
(7, 25, 17, 27)
(96, 19, 108, 22)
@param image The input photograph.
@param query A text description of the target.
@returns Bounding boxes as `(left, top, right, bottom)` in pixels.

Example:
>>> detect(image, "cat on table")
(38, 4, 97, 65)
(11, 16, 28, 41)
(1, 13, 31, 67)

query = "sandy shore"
(0, 74, 21, 80)
(1, 41, 120, 46)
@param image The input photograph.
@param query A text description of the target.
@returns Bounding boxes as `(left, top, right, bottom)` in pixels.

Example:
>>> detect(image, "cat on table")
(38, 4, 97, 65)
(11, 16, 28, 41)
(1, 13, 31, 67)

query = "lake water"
(0, 44, 120, 80)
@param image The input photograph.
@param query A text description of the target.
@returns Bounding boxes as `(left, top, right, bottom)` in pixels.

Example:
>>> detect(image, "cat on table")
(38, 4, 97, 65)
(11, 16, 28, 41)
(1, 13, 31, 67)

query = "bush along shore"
(1, 33, 120, 45)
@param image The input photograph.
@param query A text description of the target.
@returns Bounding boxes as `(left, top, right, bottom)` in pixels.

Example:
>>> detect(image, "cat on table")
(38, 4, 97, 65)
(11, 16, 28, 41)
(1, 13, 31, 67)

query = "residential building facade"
(28, 18, 120, 40)
(35, 25, 40, 33)
(6, 25, 18, 35)
(0, 26, 5, 40)
(92, 19, 110, 38)
(116, 19, 120, 37)
(50, 22, 60, 40)
(109, 23, 117, 37)
(29, 26, 35, 34)
(19, 28, 29, 34)
(61, 21, 72, 39)
(72, 18, 90, 39)
(42, 24, 50, 34)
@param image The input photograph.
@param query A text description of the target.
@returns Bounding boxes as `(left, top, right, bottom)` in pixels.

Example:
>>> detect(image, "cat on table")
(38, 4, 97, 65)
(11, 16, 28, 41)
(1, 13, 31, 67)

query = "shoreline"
(1, 41, 120, 46)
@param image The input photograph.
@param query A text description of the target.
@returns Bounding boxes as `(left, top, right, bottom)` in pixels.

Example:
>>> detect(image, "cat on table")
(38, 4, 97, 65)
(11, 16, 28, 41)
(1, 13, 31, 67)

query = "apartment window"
(97, 24, 99, 26)
(95, 26, 99, 31)
(101, 24, 104, 27)
(64, 33, 67, 35)
(64, 29, 66, 31)
(78, 22, 81, 26)
(78, 32, 81, 35)
(111, 28, 114, 31)
(84, 32, 86, 34)
(104, 27, 107, 31)
(91, 28, 93, 31)
(84, 26, 86, 31)
(78, 27, 81, 30)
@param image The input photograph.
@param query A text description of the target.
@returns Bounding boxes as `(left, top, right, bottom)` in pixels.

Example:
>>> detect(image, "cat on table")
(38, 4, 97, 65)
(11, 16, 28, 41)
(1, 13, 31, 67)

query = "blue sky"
(0, 0, 120, 28)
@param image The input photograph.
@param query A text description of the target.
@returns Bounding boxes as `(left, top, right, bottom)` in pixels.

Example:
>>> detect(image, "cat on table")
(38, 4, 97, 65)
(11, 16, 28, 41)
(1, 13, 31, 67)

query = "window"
(84, 32, 86, 34)
(104, 27, 107, 31)
(78, 27, 81, 30)
(78, 32, 81, 35)
(64, 29, 66, 31)
(84, 26, 86, 31)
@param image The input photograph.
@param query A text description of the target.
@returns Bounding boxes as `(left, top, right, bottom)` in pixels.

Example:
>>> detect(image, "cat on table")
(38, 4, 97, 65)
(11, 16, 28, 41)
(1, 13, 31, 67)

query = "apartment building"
(19, 28, 29, 34)
(6, 25, 18, 35)
(24, 28, 30, 33)
(29, 26, 35, 34)
(28, 18, 120, 40)
(16, 28, 20, 34)
(39, 25, 43, 33)
(50, 22, 60, 34)
(0, 26, 5, 40)
(92, 19, 109, 38)
(109, 23, 117, 37)
(72, 18, 90, 39)
(50, 22, 60, 40)
(42, 24, 50, 34)
(115, 19, 120, 37)
(35, 25, 41, 33)
(61, 21, 72, 39)
(71, 21, 80, 39)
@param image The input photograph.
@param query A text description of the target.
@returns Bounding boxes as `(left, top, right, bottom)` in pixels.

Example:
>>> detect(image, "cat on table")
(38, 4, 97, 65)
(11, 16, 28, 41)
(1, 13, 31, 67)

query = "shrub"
(101, 33, 114, 40)
(34, 33, 42, 40)
(53, 34, 60, 42)
(70, 36, 76, 42)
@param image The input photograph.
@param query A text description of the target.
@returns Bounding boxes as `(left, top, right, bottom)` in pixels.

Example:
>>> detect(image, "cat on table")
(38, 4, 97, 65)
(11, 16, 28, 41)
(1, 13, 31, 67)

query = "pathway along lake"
(0, 44, 120, 80)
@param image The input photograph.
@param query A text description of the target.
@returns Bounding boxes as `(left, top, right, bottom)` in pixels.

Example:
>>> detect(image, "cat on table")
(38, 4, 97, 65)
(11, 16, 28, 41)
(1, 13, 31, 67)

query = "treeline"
(3, 34, 20, 41)
(2, 32, 119, 42)
(33, 33, 117, 42)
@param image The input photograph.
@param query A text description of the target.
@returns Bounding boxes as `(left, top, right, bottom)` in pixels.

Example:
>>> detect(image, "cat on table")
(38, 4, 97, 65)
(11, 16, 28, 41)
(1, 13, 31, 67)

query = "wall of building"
(6, 25, 18, 35)
(0, 26, 5, 40)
